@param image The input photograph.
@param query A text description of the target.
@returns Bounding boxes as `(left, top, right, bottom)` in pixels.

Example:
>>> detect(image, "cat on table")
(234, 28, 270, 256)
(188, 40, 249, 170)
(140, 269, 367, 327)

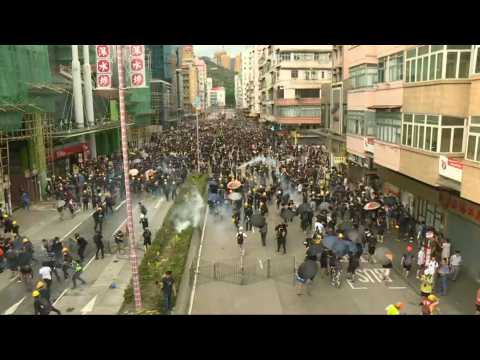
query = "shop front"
(51, 142, 90, 176)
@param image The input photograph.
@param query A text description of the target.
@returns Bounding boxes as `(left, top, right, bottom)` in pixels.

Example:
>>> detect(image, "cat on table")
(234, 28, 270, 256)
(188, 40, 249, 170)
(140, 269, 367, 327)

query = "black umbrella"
(298, 259, 318, 280)
(251, 214, 266, 228)
(297, 202, 313, 215)
(280, 208, 296, 222)
(281, 193, 290, 204)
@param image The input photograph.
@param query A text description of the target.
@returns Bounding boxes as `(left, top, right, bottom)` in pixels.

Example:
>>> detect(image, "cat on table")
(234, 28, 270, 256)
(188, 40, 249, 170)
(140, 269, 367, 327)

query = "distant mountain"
(201, 56, 235, 107)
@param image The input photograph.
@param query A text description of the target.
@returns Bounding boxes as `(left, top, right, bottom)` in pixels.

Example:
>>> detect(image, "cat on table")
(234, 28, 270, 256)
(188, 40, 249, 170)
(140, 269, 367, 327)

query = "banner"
(96, 45, 112, 89)
(128, 45, 146, 88)
(439, 156, 463, 182)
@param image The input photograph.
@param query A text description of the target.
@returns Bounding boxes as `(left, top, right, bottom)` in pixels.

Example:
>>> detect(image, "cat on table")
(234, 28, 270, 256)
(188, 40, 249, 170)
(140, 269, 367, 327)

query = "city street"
(0, 194, 171, 315)
(190, 191, 466, 315)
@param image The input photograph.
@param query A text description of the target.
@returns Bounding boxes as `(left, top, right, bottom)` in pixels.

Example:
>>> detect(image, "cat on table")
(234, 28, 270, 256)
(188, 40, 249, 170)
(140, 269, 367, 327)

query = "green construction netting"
(0, 45, 54, 131)
(126, 63, 154, 127)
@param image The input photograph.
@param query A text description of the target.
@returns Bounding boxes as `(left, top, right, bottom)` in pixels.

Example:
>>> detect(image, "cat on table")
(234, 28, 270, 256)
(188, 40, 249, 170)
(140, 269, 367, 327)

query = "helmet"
(238, 227, 243, 231)
(36, 281, 45, 289)
(32, 290, 40, 297)
(3, 214, 8, 218)
(428, 295, 438, 302)
(12, 221, 17, 225)
(62, 248, 69, 253)
(74, 233, 80, 238)
(22, 238, 29, 244)
(395, 302, 404, 309)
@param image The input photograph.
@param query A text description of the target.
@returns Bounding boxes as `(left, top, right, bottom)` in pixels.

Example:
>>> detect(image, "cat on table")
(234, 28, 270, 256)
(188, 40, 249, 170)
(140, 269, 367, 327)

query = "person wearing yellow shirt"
(385, 302, 404, 315)
(420, 273, 433, 303)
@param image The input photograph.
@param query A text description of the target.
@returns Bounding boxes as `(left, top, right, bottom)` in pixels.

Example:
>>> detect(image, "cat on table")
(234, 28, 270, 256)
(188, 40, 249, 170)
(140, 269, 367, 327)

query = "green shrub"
(122, 174, 208, 314)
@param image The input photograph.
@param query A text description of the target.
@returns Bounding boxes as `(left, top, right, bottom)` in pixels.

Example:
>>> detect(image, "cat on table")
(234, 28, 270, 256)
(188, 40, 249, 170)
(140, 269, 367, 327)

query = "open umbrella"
(332, 239, 349, 257)
(322, 235, 338, 250)
(319, 202, 330, 211)
(345, 240, 359, 254)
(297, 202, 313, 215)
(374, 247, 394, 265)
(280, 208, 296, 222)
(145, 169, 155, 178)
(129, 169, 139, 176)
(297, 259, 318, 280)
(306, 244, 323, 258)
(364, 201, 381, 211)
(228, 192, 242, 201)
(281, 193, 290, 204)
(133, 158, 142, 164)
(227, 180, 242, 190)
(251, 214, 266, 228)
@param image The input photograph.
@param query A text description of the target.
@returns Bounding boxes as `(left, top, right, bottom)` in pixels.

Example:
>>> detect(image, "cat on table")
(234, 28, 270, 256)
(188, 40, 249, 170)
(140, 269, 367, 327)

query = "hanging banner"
(96, 45, 112, 89)
(128, 45, 146, 88)
(439, 156, 463, 182)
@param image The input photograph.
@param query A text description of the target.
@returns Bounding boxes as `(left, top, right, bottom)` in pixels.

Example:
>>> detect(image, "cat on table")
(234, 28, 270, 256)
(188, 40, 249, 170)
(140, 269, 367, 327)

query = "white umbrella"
(129, 169, 139, 176)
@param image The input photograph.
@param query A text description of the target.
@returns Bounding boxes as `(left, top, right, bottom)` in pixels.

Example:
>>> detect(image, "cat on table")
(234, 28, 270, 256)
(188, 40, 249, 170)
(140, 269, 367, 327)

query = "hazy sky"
(194, 45, 251, 58)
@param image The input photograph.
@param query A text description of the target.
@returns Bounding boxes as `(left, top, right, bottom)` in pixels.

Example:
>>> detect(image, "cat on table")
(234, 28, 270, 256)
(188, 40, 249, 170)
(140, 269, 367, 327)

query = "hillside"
(201, 57, 235, 107)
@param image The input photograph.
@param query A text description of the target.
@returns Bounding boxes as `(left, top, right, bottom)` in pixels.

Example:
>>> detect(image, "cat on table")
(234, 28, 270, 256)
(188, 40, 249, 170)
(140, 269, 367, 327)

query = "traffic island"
(121, 174, 208, 314)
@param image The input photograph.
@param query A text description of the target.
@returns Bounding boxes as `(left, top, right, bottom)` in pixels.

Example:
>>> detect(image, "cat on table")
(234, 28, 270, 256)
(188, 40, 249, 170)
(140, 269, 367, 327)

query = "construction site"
(0, 45, 158, 211)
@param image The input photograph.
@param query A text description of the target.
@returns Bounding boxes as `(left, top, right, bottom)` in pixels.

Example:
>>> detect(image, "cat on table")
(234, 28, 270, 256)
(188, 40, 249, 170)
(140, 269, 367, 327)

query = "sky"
(194, 45, 250, 58)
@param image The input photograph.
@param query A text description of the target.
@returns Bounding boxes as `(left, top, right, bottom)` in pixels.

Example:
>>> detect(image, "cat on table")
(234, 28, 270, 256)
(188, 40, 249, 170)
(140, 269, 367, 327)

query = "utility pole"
(116, 45, 143, 311)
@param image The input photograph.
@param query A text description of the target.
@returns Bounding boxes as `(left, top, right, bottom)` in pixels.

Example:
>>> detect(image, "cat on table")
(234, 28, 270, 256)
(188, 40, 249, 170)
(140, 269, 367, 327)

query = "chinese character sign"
(96, 45, 112, 89)
(128, 45, 146, 88)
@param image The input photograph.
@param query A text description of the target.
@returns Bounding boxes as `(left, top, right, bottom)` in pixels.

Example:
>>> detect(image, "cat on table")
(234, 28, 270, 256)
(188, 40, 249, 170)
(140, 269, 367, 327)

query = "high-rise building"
(181, 45, 198, 117)
(209, 86, 226, 108)
(240, 46, 263, 117)
(234, 54, 242, 73)
(234, 74, 243, 109)
(214, 50, 231, 70)
(206, 77, 213, 108)
(258, 45, 333, 127)
(194, 58, 207, 112)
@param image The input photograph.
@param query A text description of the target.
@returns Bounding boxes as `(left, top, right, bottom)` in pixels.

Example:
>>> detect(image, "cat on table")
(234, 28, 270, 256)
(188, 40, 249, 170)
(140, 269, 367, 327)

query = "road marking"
(346, 280, 368, 290)
(9, 275, 19, 283)
(388, 286, 407, 290)
(3, 296, 26, 315)
(81, 295, 97, 315)
(154, 198, 164, 209)
(115, 200, 127, 211)
(258, 258, 263, 270)
(113, 219, 128, 235)
(61, 210, 96, 241)
(83, 255, 96, 271)
(52, 288, 69, 306)
(188, 204, 209, 315)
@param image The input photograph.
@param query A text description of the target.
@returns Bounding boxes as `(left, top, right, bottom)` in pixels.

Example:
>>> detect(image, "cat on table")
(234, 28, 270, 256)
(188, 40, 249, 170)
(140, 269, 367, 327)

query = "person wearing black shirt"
(93, 231, 104, 260)
(275, 223, 288, 254)
(160, 271, 176, 315)
(143, 228, 152, 251)
(74, 233, 88, 262)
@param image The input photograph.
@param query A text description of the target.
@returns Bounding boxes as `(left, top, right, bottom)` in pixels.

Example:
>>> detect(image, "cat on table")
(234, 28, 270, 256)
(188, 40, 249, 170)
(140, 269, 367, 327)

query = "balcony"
(275, 98, 321, 106)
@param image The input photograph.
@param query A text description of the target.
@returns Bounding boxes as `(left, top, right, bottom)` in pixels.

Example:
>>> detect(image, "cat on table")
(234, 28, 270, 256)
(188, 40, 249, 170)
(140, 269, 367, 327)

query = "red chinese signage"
(447, 195, 480, 224)
(128, 45, 146, 88)
(50, 143, 90, 161)
(96, 45, 112, 89)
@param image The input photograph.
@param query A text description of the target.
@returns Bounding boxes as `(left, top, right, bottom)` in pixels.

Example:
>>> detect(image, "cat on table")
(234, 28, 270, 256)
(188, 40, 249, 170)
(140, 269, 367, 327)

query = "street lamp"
(116, 45, 143, 311)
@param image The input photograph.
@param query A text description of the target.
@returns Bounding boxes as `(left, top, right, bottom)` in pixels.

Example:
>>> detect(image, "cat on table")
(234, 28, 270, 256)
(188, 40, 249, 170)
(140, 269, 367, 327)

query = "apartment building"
(210, 86, 226, 108)
(240, 46, 262, 117)
(234, 74, 243, 109)
(194, 58, 207, 113)
(341, 45, 480, 279)
(258, 45, 333, 128)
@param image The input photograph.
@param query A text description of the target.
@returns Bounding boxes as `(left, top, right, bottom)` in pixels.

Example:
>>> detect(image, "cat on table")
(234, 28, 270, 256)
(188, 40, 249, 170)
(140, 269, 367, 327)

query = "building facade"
(194, 58, 207, 113)
(258, 45, 333, 128)
(209, 86, 226, 108)
(234, 74, 243, 109)
(337, 44, 480, 279)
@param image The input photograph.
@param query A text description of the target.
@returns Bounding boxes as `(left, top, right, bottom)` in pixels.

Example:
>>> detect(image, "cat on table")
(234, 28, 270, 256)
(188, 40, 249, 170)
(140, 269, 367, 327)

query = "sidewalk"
(380, 229, 479, 315)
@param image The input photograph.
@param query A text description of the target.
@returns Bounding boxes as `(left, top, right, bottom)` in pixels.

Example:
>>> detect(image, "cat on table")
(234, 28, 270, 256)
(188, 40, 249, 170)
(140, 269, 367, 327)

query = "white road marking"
(81, 295, 97, 315)
(113, 219, 127, 235)
(258, 258, 263, 270)
(83, 255, 96, 271)
(388, 286, 407, 290)
(3, 296, 26, 315)
(115, 200, 127, 211)
(61, 209, 96, 240)
(52, 288, 69, 306)
(188, 205, 209, 315)
(154, 198, 164, 209)
(346, 280, 368, 290)
(9, 275, 19, 283)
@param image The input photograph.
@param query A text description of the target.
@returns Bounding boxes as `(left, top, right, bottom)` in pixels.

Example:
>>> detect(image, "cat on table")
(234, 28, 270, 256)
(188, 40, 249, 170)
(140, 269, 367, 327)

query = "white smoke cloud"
(172, 189, 205, 233)
(239, 156, 278, 169)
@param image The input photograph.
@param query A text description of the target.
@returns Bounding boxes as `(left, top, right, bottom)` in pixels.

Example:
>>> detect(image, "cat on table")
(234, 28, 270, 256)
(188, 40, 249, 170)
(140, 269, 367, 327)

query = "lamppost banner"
(128, 45, 146, 88)
(96, 45, 112, 89)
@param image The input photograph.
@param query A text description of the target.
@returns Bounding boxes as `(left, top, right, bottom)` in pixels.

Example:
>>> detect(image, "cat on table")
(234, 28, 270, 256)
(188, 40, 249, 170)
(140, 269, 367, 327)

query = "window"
(279, 52, 290, 62)
(291, 70, 298, 79)
(347, 111, 366, 136)
(402, 113, 463, 153)
(405, 45, 471, 82)
(350, 64, 378, 89)
(277, 106, 321, 117)
(295, 88, 320, 98)
(466, 117, 480, 162)
(388, 53, 403, 81)
(376, 110, 401, 144)
(378, 57, 386, 83)
(475, 47, 480, 74)
(305, 70, 310, 80)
